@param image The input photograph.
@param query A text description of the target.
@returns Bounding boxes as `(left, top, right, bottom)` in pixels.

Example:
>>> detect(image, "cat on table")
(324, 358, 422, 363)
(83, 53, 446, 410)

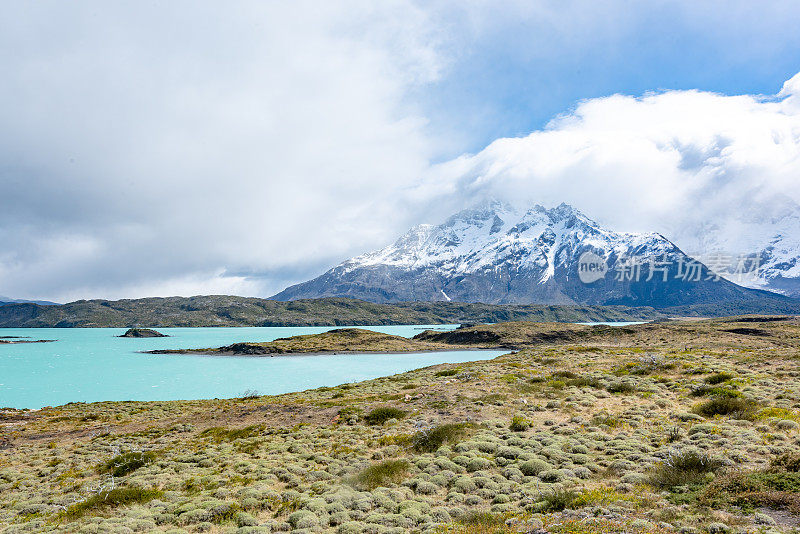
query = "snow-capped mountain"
(273, 202, 787, 307)
(670, 197, 800, 298)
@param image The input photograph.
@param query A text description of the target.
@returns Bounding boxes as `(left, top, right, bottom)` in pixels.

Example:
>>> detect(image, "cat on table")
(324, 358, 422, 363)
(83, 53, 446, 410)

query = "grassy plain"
(3, 316, 800, 533)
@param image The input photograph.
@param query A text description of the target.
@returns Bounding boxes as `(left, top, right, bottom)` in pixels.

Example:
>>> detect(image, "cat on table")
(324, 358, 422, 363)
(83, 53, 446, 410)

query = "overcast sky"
(3, 1, 800, 302)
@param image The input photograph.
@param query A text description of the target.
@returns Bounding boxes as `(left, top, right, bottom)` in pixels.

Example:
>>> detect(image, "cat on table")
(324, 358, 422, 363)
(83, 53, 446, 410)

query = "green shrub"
(364, 407, 407, 425)
(689, 386, 741, 398)
(606, 381, 636, 394)
(352, 459, 410, 490)
(666, 426, 682, 443)
(692, 397, 758, 420)
(551, 370, 578, 379)
(208, 502, 242, 523)
(99, 451, 157, 477)
(649, 450, 723, 489)
(435, 369, 458, 377)
(200, 425, 264, 442)
(509, 415, 530, 432)
(705, 372, 734, 384)
(411, 422, 474, 452)
(58, 487, 163, 521)
(520, 459, 552, 476)
(537, 489, 580, 512)
(564, 376, 602, 388)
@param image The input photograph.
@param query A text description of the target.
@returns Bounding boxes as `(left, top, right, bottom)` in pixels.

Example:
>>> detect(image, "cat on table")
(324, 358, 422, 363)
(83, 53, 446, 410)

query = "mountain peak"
(272, 201, 778, 307)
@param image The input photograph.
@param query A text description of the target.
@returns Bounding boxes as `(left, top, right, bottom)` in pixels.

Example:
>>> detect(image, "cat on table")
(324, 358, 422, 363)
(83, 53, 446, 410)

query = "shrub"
(509, 415, 530, 432)
(455, 511, 513, 530)
(666, 426, 682, 443)
(435, 369, 459, 377)
(692, 397, 758, 420)
(352, 459, 410, 490)
(606, 382, 636, 394)
(364, 407, 407, 425)
(537, 489, 580, 512)
(208, 502, 242, 523)
(58, 487, 163, 521)
(520, 459, 552, 476)
(411, 423, 474, 453)
(705, 372, 735, 384)
(649, 450, 723, 489)
(689, 386, 741, 398)
(700, 470, 800, 513)
(551, 370, 578, 379)
(772, 452, 800, 472)
(99, 451, 157, 477)
(200, 425, 264, 442)
(565, 376, 602, 388)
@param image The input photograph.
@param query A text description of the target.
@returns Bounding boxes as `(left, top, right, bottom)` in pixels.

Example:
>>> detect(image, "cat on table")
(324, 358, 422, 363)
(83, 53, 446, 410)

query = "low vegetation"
(98, 451, 157, 477)
(57, 487, 163, 521)
(3, 315, 800, 533)
(352, 460, 411, 490)
(363, 406, 407, 425)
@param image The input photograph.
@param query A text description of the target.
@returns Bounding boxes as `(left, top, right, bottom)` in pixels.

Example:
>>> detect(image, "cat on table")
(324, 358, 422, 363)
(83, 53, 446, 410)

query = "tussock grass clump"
(412, 422, 474, 452)
(364, 407, 407, 425)
(352, 459, 410, 490)
(58, 487, 163, 521)
(649, 450, 723, 489)
(692, 397, 758, 420)
(99, 451, 157, 477)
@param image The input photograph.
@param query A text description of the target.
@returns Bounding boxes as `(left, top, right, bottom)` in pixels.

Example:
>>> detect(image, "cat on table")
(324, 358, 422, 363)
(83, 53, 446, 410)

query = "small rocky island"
(119, 328, 167, 338)
(147, 328, 453, 356)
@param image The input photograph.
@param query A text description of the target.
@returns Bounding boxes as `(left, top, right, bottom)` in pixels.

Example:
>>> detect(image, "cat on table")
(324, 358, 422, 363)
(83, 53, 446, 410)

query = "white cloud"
(417, 74, 800, 258)
(0, 1, 445, 301)
(3, 1, 800, 302)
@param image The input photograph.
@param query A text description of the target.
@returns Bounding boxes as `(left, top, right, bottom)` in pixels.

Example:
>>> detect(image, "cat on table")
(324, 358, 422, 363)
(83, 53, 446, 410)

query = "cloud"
(415, 73, 800, 258)
(3, 1, 800, 301)
(0, 1, 445, 301)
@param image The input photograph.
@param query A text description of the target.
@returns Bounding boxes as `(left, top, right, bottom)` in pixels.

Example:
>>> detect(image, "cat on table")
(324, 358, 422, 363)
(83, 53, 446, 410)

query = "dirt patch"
(758, 506, 800, 528)
(724, 327, 772, 337)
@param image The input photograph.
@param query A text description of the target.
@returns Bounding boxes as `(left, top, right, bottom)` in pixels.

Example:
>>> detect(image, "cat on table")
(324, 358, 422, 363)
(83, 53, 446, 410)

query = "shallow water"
(0, 325, 507, 409)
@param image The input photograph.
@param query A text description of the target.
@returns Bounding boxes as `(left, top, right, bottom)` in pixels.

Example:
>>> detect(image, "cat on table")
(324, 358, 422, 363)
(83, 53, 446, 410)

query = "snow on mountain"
(669, 196, 800, 298)
(273, 201, 782, 307)
(344, 201, 670, 279)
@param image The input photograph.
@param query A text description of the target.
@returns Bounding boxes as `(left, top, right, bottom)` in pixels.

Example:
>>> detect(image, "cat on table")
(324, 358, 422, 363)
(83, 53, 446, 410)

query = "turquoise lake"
(0, 325, 508, 409)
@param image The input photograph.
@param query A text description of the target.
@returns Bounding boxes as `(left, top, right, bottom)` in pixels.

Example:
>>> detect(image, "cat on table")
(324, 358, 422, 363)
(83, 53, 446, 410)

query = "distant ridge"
(0, 295, 797, 328)
(0, 296, 59, 306)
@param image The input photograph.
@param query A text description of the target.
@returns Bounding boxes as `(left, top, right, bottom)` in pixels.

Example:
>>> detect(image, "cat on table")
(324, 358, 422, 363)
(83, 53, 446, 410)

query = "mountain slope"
(273, 202, 796, 307)
(671, 196, 800, 298)
(0, 296, 665, 327)
(0, 296, 59, 306)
